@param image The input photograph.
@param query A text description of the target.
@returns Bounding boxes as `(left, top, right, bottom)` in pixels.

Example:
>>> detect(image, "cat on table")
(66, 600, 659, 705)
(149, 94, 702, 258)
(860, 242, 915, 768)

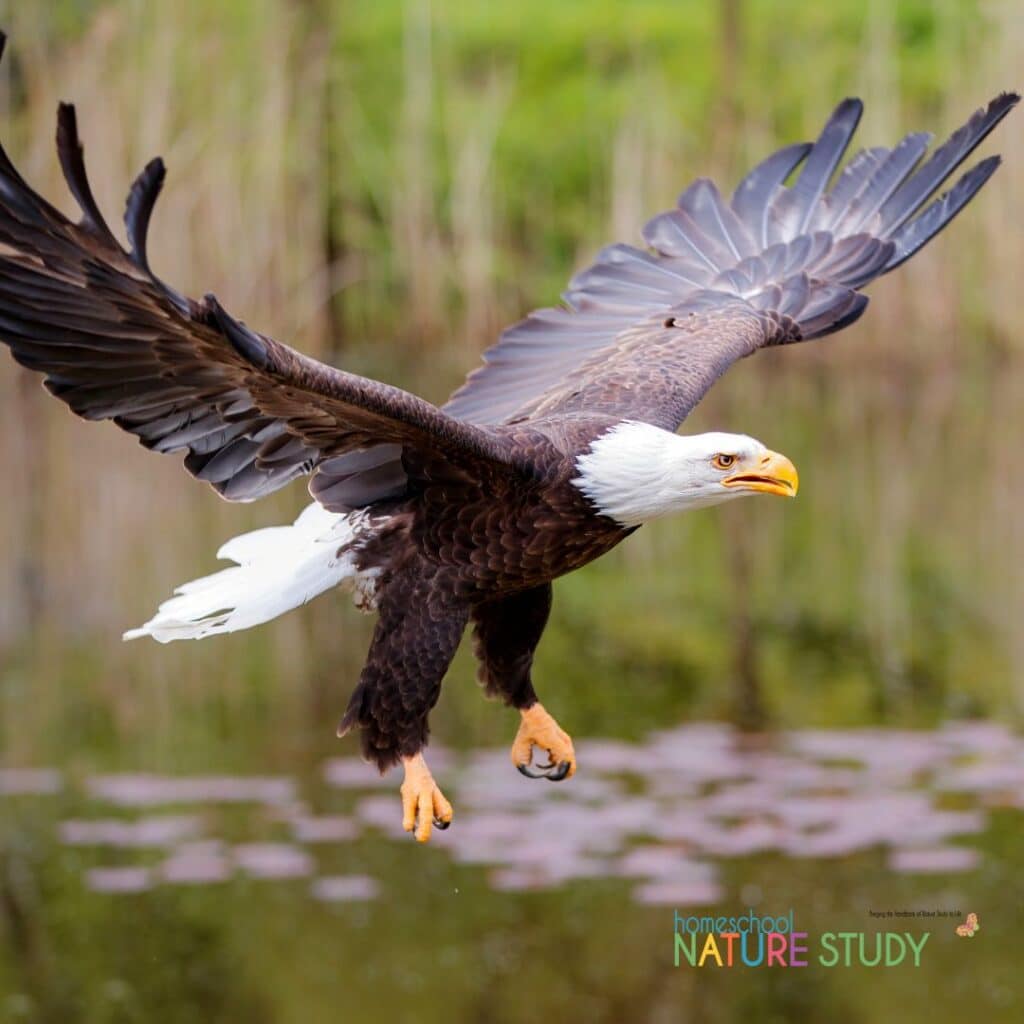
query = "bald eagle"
(0, 33, 1016, 840)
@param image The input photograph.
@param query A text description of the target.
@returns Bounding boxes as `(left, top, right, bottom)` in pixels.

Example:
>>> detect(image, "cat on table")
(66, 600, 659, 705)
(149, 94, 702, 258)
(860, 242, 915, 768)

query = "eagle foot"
(511, 703, 576, 782)
(400, 753, 452, 843)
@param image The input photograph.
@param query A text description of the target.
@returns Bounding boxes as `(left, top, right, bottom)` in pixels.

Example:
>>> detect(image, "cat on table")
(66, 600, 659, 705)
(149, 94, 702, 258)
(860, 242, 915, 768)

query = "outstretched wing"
(446, 93, 1018, 430)
(516, 298, 802, 431)
(0, 38, 511, 510)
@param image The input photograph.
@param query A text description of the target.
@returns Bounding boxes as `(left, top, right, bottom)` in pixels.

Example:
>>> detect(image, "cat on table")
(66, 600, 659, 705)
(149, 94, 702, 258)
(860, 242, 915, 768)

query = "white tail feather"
(124, 503, 375, 643)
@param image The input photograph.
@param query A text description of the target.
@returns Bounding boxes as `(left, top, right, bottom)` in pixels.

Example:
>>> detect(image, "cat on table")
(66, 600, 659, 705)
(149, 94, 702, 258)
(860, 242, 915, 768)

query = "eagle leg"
(400, 753, 453, 843)
(470, 585, 573, 779)
(336, 568, 468, 843)
(510, 703, 576, 782)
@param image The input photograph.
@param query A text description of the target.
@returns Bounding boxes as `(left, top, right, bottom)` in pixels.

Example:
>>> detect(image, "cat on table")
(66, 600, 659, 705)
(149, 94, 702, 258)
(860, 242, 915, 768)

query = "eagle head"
(572, 421, 798, 527)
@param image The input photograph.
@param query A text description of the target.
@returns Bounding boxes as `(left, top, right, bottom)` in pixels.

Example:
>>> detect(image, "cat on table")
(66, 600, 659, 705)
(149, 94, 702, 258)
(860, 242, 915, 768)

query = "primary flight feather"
(0, 31, 1016, 840)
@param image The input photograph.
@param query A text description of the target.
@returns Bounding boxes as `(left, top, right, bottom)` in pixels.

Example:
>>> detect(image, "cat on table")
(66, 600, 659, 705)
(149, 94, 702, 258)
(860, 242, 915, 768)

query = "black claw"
(518, 759, 572, 781)
(433, 817, 451, 830)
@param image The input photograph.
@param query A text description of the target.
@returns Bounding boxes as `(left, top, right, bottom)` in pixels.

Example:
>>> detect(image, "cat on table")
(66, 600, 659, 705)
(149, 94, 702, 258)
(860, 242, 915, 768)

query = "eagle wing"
(0, 74, 514, 509)
(446, 93, 1019, 432)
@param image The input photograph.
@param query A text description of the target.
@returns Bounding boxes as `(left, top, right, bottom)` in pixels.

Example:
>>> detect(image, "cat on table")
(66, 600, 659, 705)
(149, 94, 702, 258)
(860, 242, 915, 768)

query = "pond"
(2, 719, 1022, 1023)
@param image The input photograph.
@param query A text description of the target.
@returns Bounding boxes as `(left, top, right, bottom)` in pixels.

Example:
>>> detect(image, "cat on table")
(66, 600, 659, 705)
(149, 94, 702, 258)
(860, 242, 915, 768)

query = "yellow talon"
(400, 753, 452, 843)
(510, 702, 576, 780)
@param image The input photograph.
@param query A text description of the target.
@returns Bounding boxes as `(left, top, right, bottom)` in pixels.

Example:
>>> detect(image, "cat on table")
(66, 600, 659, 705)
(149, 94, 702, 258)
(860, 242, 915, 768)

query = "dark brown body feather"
(0, 31, 1016, 769)
(339, 421, 630, 768)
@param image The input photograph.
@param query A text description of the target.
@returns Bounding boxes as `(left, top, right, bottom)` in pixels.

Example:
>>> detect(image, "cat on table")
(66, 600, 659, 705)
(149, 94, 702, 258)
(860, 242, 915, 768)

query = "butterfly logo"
(955, 912, 980, 938)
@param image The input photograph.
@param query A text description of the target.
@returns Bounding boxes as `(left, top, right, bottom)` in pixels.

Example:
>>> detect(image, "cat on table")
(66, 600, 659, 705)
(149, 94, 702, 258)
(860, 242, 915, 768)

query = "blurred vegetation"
(0, 1, 1023, 1018)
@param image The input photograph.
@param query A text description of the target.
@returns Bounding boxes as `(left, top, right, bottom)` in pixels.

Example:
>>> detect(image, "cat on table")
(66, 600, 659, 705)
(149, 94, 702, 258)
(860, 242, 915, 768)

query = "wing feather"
(875, 93, 1018, 233)
(731, 142, 812, 248)
(830, 133, 932, 234)
(768, 98, 862, 241)
(446, 93, 1018, 429)
(677, 179, 757, 261)
(0, 36, 513, 510)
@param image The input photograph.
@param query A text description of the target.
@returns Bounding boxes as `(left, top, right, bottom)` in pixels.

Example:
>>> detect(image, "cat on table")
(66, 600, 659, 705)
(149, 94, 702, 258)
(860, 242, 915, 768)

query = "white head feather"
(572, 421, 790, 527)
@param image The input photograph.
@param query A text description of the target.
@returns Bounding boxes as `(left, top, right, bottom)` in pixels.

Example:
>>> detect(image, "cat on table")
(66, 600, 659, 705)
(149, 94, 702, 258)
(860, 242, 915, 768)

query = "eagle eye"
(712, 453, 736, 470)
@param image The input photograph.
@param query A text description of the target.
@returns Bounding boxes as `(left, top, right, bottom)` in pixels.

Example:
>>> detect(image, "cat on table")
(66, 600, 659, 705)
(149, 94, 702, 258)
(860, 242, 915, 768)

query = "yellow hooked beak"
(722, 450, 799, 498)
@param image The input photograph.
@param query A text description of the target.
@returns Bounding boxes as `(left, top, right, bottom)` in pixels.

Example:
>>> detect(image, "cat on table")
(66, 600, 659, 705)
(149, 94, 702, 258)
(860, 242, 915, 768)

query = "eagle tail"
(123, 503, 377, 643)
